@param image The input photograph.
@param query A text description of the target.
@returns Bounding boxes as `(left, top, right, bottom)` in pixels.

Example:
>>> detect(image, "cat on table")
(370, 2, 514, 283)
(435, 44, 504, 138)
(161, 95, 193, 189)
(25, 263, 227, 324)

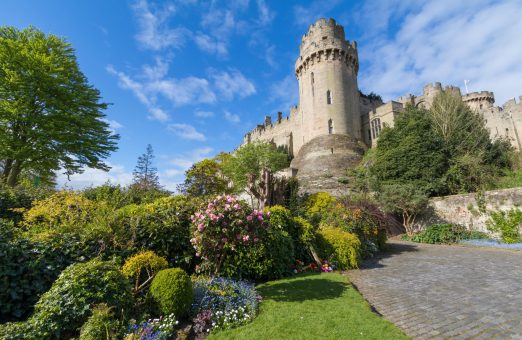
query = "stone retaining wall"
(416, 187, 522, 233)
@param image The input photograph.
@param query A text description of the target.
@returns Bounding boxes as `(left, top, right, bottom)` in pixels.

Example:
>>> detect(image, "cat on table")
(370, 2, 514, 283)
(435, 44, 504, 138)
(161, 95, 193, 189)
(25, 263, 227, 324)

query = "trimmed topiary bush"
(79, 304, 123, 340)
(31, 258, 133, 338)
(149, 268, 193, 318)
(317, 227, 361, 270)
(122, 250, 168, 293)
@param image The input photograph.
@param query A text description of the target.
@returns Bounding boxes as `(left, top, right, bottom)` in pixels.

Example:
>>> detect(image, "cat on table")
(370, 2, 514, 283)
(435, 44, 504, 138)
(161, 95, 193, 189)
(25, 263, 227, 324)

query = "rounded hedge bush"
(317, 227, 361, 270)
(31, 258, 133, 338)
(150, 268, 193, 318)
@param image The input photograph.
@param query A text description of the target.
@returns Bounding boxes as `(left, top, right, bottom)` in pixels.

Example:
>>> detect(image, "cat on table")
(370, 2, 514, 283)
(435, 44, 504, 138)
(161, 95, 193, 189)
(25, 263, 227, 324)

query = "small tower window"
(311, 72, 314, 96)
(371, 118, 382, 139)
(326, 90, 332, 104)
(328, 119, 334, 134)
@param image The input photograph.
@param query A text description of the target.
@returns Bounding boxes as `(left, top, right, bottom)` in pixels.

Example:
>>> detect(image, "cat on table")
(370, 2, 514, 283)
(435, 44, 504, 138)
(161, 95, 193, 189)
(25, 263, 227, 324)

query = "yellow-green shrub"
(122, 251, 168, 292)
(303, 192, 336, 225)
(317, 227, 360, 270)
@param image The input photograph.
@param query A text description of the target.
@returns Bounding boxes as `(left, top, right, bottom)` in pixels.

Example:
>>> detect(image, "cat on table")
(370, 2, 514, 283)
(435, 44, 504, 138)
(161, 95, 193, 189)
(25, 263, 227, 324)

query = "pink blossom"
(207, 203, 214, 209)
(243, 235, 250, 242)
(247, 215, 253, 221)
(224, 204, 231, 211)
(257, 215, 264, 221)
(197, 223, 205, 232)
(266, 211, 271, 217)
(190, 238, 197, 244)
(226, 196, 234, 203)
(236, 234, 242, 240)
(195, 252, 200, 257)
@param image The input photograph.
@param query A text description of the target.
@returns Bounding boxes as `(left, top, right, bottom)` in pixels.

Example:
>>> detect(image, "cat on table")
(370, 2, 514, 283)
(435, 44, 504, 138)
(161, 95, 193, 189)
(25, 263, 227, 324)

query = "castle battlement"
(463, 91, 495, 103)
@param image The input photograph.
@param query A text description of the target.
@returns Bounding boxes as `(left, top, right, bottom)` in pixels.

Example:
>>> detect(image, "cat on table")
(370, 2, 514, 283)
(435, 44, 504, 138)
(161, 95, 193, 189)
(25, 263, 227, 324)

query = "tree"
(222, 142, 289, 208)
(370, 106, 449, 195)
(132, 144, 161, 191)
(178, 157, 229, 197)
(377, 183, 429, 236)
(0, 26, 118, 187)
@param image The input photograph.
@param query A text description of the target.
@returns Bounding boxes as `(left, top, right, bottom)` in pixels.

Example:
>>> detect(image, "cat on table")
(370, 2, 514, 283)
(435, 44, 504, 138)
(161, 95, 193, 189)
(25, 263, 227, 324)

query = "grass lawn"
(209, 272, 407, 340)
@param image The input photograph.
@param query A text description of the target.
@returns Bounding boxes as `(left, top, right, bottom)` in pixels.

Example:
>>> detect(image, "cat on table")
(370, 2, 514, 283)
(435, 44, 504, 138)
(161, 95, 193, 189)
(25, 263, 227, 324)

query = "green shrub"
(0, 321, 33, 340)
(31, 258, 133, 338)
(122, 251, 168, 293)
(266, 205, 310, 262)
(303, 192, 336, 225)
(0, 220, 97, 322)
(221, 226, 295, 280)
(79, 304, 122, 340)
(317, 227, 360, 270)
(487, 209, 522, 243)
(150, 268, 193, 318)
(0, 183, 50, 224)
(410, 224, 489, 244)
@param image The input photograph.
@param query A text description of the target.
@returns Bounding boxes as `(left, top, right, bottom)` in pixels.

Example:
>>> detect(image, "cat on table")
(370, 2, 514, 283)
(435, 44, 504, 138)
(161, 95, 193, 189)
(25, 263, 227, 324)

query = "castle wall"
(416, 187, 522, 235)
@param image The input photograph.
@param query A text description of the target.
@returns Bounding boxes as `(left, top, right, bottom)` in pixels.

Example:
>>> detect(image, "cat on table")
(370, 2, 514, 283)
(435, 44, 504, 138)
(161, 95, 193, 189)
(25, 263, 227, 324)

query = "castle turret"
(295, 18, 360, 142)
(462, 91, 495, 111)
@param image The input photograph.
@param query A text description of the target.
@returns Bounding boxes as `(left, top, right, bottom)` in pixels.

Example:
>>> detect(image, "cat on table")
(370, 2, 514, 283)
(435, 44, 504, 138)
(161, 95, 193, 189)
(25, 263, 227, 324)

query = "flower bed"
(460, 239, 522, 250)
(191, 277, 260, 335)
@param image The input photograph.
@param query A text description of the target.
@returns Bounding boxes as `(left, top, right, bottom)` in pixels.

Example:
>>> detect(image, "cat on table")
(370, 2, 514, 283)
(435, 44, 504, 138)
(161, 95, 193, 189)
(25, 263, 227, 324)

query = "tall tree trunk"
(6, 160, 22, 187)
(2, 159, 13, 183)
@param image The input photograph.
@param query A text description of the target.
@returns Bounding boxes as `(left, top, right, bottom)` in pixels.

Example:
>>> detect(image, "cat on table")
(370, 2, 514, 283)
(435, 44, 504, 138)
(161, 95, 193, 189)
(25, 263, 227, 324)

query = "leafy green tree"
(222, 142, 289, 207)
(370, 106, 449, 195)
(132, 144, 161, 191)
(0, 26, 118, 187)
(377, 183, 429, 236)
(178, 157, 229, 197)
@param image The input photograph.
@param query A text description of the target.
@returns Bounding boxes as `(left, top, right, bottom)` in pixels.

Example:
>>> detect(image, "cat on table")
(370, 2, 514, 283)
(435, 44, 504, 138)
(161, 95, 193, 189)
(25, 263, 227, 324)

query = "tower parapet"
(463, 91, 495, 110)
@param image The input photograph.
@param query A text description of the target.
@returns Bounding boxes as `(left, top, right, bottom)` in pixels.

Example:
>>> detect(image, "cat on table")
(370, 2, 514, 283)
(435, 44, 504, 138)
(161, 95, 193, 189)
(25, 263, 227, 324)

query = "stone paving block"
(348, 240, 522, 339)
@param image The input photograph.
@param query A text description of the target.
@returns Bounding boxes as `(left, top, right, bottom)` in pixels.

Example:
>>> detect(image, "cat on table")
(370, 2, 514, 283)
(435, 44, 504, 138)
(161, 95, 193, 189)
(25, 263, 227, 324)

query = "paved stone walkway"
(348, 240, 522, 339)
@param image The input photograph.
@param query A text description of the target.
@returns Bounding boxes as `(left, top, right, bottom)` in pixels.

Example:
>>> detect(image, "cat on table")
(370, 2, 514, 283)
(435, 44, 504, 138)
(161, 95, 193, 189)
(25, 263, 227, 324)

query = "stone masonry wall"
(416, 187, 522, 234)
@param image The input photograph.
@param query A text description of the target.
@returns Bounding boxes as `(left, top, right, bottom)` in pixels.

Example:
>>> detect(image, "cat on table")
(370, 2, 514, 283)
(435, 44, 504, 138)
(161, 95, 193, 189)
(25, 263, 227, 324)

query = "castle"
(242, 18, 522, 194)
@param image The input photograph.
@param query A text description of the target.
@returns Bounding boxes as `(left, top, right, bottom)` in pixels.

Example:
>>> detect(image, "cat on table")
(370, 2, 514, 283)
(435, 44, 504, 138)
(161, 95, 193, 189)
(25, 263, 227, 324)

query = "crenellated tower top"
(295, 18, 358, 79)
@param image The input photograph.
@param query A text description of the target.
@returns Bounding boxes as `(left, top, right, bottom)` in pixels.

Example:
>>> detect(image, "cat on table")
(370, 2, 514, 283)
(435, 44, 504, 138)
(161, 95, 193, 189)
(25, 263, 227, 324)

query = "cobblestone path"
(348, 240, 522, 339)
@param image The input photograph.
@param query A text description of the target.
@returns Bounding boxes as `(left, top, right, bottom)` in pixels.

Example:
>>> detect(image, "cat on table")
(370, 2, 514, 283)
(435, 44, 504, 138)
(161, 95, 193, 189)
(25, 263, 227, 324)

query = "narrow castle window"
(371, 118, 382, 139)
(328, 119, 334, 134)
(311, 72, 314, 96)
(326, 90, 332, 104)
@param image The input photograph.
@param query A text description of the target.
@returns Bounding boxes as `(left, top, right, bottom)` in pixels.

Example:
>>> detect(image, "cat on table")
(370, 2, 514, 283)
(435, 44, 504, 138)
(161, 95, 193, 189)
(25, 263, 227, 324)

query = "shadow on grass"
(259, 273, 348, 302)
(359, 240, 419, 270)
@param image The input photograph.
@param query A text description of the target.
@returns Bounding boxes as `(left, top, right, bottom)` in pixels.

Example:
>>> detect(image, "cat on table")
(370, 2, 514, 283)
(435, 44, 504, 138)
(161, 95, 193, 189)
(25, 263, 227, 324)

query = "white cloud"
(194, 110, 214, 118)
(168, 123, 206, 141)
(210, 69, 256, 100)
(293, 0, 342, 26)
(132, 0, 189, 50)
(224, 111, 240, 123)
(256, 0, 275, 26)
(355, 0, 522, 105)
(194, 33, 228, 57)
(56, 163, 133, 190)
(102, 119, 123, 133)
(148, 77, 217, 106)
(170, 147, 213, 169)
(269, 74, 299, 112)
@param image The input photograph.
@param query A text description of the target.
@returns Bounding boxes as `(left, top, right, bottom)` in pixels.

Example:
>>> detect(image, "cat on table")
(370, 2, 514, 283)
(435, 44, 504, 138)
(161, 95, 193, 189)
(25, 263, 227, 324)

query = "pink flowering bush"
(190, 195, 269, 275)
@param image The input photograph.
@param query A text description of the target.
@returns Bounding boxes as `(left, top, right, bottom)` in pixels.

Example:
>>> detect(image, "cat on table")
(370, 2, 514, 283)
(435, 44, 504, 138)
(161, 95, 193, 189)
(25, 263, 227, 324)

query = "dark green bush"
(266, 205, 311, 262)
(221, 226, 295, 281)
(79, 304, 123, 340)
(0, 220, 97, 322)
(31, 258, 132, 338)
(410, 223, 488, 244)
(150, 268, 193, 318)
(0, 184, 50, 224)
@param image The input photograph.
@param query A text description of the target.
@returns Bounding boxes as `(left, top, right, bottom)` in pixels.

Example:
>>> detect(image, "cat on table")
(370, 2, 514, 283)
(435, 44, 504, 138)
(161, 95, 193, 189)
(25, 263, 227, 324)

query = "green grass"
(490, 169, 522, 189)
(209, 273, 408, 340)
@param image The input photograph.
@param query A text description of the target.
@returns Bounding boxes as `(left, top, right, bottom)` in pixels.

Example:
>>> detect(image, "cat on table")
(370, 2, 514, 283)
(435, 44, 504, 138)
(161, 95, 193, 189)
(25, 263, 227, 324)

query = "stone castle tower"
(242, 18, 522, 195)
(296, 18, 361, 143)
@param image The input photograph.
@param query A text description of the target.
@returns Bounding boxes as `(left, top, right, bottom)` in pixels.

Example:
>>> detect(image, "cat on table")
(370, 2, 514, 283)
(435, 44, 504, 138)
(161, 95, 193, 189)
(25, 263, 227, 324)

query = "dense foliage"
(79, 304, 123, 340)
(122, 251, 168, 294)
(407, 224, 488, 244)
(487, 209, 522, 244)
(179, 157, 230, 197)
(316, 227, 361, 270)
(0, 26, 118, 186)
(150, 268, 193, 318)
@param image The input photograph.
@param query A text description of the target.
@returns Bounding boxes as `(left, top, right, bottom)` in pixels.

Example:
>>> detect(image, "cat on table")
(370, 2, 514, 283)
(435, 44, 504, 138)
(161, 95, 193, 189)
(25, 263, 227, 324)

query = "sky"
(2, 0, 522, 191)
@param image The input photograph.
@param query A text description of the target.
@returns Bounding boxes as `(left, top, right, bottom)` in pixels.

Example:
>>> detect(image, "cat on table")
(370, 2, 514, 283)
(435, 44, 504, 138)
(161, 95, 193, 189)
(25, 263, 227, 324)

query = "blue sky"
(2, 0, 521, 191)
